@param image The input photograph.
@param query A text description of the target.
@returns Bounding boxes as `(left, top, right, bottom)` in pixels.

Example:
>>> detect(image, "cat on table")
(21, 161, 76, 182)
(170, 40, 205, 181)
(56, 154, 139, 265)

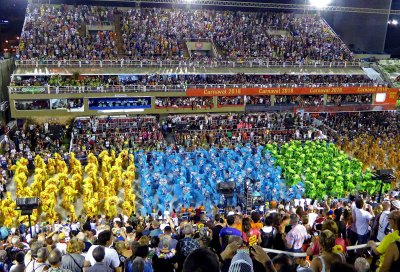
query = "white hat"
(229, 251, 254, 272)
(391, 200, 400, 210)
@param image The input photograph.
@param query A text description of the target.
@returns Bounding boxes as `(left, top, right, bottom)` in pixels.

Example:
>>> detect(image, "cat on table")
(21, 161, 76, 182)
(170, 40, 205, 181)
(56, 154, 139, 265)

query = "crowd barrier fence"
(263, 242, 379, 257)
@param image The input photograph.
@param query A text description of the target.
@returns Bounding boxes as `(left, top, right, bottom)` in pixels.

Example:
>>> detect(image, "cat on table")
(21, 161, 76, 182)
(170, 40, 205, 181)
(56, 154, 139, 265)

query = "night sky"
(0, 0, 399, 57)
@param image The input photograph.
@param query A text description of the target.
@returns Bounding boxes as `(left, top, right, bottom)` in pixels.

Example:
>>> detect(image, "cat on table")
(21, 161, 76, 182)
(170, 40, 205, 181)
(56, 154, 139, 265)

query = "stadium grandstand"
(0, 0, 400, 272)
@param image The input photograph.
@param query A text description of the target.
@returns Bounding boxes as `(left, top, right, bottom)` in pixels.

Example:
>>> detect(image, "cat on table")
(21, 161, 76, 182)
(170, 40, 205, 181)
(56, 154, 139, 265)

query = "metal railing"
(15, 59, 362, 68)
(8, 85, 186, 94)
(263, 242, 380, 257)
(177, 127, 298, 134)
(8, 82, 384, 94)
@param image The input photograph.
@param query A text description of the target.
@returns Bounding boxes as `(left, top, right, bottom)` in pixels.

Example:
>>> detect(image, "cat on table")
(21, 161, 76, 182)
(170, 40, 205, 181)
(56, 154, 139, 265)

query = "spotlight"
(309, 0, 331, 8)
(393, 20, 399, 25)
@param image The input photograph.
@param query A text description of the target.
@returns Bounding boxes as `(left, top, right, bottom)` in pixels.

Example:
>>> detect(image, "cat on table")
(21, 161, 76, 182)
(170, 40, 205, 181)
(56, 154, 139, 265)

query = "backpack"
(125, 258, 134, 272)
(19, 224, 27, 236)
(260, 227, 277, 249)
(0, 262, 6, 272)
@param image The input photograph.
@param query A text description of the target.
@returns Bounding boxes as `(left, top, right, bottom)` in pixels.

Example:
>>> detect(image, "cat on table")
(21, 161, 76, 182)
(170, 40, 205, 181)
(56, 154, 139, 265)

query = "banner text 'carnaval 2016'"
(186, 86, 398, 96)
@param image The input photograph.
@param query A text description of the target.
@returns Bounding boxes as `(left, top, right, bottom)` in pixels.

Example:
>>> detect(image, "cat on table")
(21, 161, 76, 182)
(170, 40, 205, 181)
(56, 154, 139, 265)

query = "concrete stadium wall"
(0, 59, 15, 123)
(0, 59, 14, 101)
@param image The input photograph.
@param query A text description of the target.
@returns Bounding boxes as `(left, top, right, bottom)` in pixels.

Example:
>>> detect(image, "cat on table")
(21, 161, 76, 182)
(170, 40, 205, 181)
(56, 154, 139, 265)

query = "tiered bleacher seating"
(19, 4, 354, 62)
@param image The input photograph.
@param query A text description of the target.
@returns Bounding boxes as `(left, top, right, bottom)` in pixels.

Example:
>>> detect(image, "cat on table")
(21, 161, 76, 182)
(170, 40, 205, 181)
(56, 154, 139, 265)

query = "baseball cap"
(59, 232, 66, 240)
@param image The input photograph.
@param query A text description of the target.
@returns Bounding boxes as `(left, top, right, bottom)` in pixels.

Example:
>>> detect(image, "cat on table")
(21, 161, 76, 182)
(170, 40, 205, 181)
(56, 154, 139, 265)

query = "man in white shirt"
(55, 232, 67, 255)
(284, 214, 308, 252)
(84, 230, 121, 272)
(307, 206, 318, 228)
(354, 198, 374, 244)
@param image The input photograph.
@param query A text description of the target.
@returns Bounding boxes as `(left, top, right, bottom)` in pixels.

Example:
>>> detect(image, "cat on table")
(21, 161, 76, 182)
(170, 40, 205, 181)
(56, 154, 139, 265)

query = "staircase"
(113, 14, 126, 56)
(182, 42, 191, 58)
(210, 39, 220, 58)
(213, 43, 225, 58)
(79, 22, 87, 36)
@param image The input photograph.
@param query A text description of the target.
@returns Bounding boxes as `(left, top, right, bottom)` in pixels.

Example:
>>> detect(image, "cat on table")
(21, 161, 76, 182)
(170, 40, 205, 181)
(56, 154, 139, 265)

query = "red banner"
(374, 89, 398, 105)
(186, 86, 398, 96)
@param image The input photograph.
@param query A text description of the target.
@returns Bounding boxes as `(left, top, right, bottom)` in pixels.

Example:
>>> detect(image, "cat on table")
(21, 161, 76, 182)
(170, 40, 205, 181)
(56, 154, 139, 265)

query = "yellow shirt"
(377, 230, 400, 271)
(251, 222, 263, 230)
(233, 223, 242, 232)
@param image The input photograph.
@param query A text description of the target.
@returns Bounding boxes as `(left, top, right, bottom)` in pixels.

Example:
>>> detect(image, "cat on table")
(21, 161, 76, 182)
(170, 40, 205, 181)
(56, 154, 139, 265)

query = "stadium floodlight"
(309, 0, 331, 8)
(393, 19, 399, 25)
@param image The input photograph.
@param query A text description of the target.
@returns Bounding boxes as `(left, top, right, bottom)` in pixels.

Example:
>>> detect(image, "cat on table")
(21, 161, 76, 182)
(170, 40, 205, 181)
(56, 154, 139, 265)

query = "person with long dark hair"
(241, 217, 261, 246)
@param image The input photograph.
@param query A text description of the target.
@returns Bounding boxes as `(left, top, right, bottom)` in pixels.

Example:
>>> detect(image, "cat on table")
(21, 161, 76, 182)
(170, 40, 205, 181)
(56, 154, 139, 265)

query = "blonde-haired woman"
(311, 230, 345, 272)
(61, 239, 85, 272)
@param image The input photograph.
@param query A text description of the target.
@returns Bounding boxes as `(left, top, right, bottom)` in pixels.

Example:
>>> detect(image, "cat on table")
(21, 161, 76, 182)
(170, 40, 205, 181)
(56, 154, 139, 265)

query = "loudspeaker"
(16, 197, 40, 210)
(218, 182, 235, 197)
(377, 169, 394, 176)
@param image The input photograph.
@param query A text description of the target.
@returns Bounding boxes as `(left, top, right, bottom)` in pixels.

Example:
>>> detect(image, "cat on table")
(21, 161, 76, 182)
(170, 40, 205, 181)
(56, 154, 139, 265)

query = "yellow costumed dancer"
(63, 186, 78, 208)
(104, 196, 120, 218)
(47, 158, 56, 175)
(87, 153, 99, 168)
(84, 193, 99, 217)
(121, 200, 133, 217)
(57, 173, 69, 189)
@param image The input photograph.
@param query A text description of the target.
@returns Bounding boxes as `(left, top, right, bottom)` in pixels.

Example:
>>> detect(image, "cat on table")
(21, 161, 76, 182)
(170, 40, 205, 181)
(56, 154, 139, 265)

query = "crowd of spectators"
(218, 96, 245, 106)
(174, 129, 300, 148)
(121, 8, 353, 62)
(168, 112, 313, 148)
(11, 75, 118, 88)
(326, 94, 373, 106)
(51, 99, 84, 110)
(1, 192, 400, 272)
(0, 122, 68, 181)
(245, 96, 272, 106)
(166, 112, 306, 131)
(11, 74, 380, 89)
(19, 4, 119, 60)
(1, 111, 400, 271)
(15, 99, 84, 111)
(19, 4, 355, 62)
(70, 116, 164, 156)
(321, 111, 400, 181)
(274, 95, 324, 107)
(318, 111, 399, 140)
(15, 100, 50, 111)
(155, 97, 213, 109)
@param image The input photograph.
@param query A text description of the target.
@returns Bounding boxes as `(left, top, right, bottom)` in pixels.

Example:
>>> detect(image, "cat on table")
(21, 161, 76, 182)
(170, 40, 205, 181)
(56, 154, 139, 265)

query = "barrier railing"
(15, 59, 362, 69)
(177, 127, 302, 134)
(8, 85, 186, 94)
(263, 242, 379, 257)
(8, 82, 384, 94)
